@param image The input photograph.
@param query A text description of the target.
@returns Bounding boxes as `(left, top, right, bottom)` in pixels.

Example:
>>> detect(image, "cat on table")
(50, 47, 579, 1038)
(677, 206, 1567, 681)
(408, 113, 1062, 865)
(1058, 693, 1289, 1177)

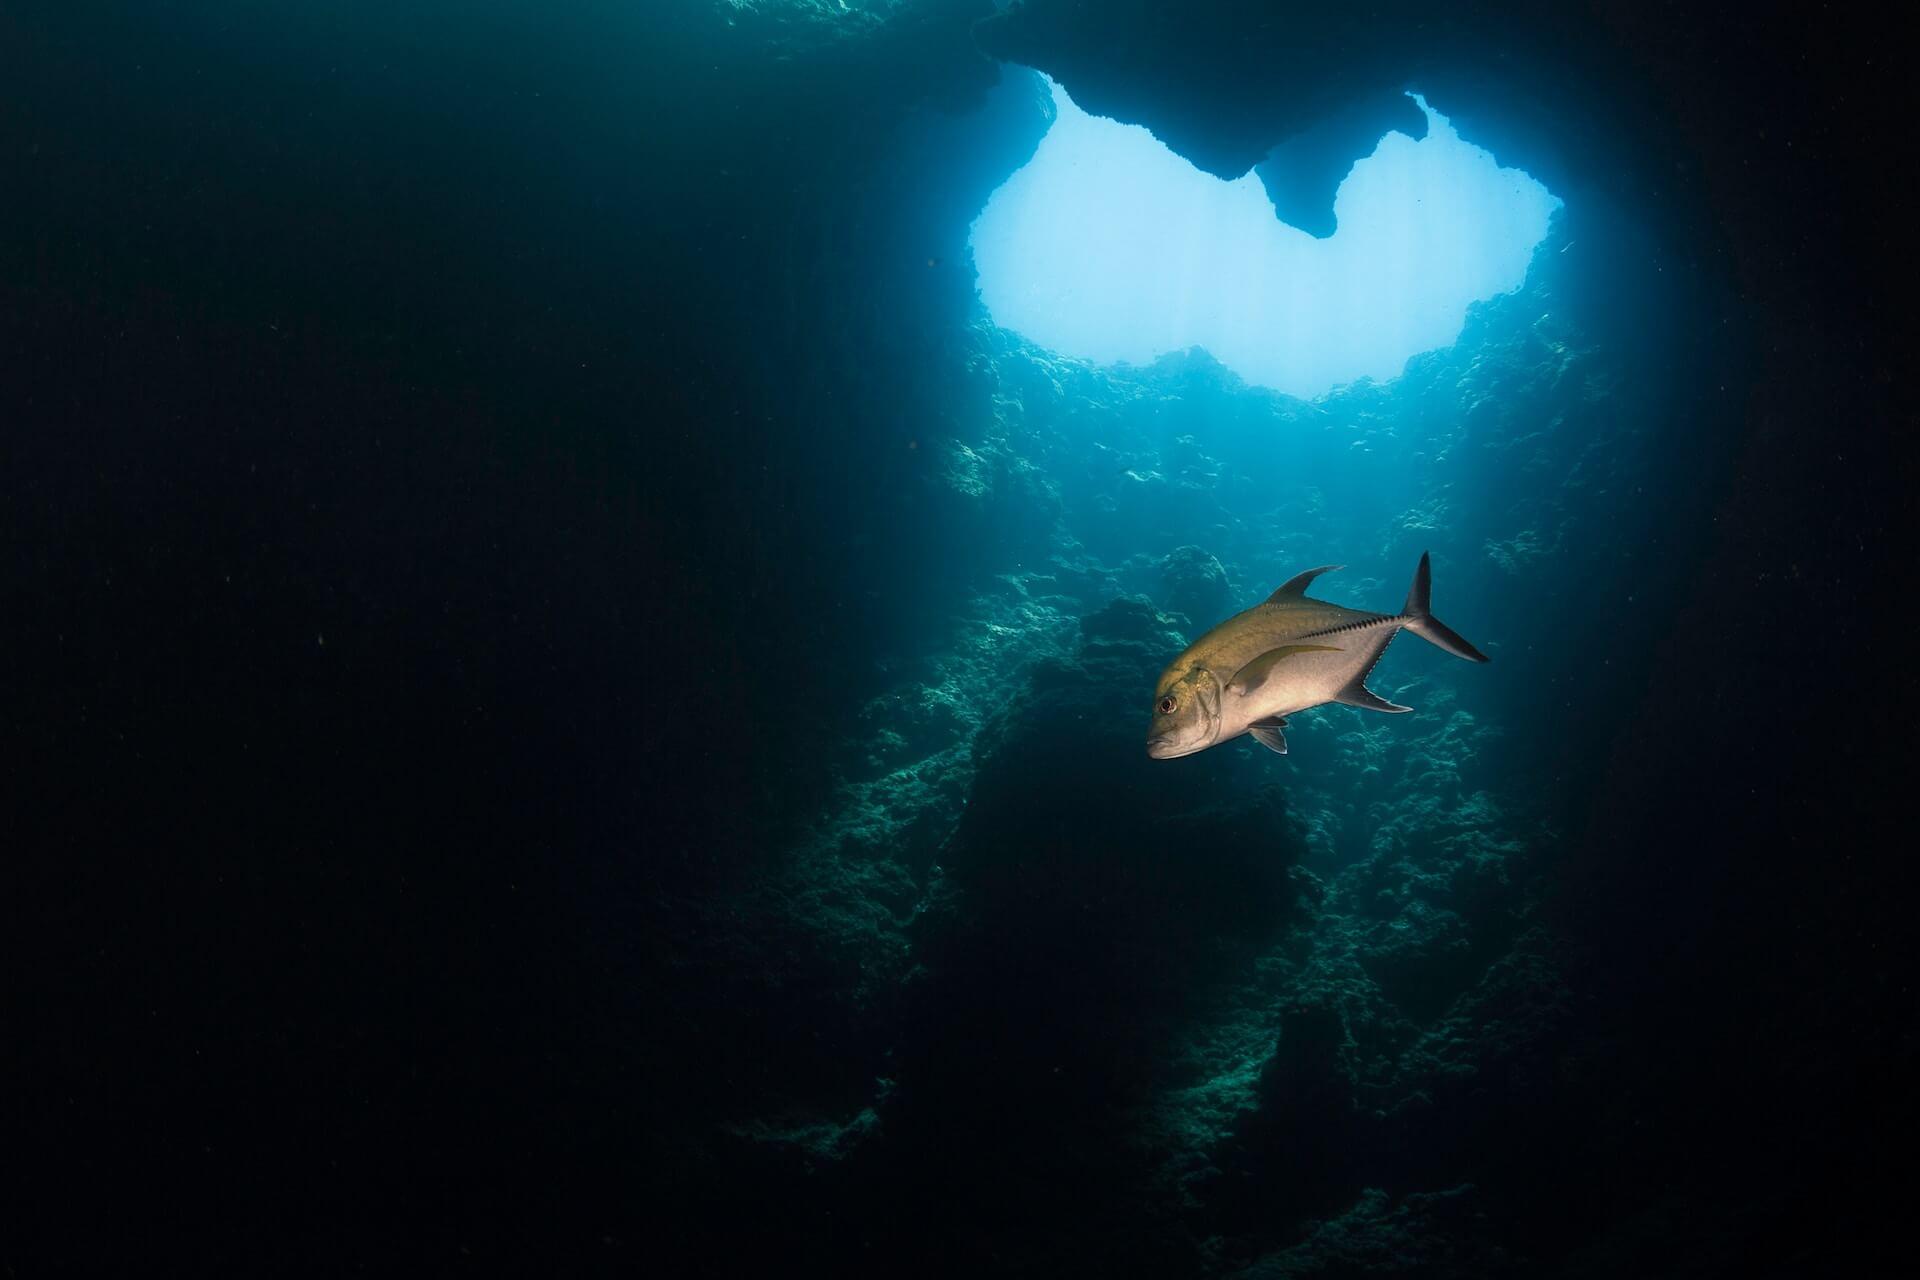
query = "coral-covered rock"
(1161, 544, 1233, 631)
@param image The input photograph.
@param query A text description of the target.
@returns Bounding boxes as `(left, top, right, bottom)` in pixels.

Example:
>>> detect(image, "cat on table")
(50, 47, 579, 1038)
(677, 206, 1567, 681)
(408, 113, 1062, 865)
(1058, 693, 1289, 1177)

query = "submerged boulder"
(943, 594, 1295, 951)
(867, 595, 1304, 1272)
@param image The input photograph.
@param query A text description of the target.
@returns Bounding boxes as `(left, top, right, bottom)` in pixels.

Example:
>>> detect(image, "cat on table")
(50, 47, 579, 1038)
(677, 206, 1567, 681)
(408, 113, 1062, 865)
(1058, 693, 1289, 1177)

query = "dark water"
(5, 3, 1915, 1275)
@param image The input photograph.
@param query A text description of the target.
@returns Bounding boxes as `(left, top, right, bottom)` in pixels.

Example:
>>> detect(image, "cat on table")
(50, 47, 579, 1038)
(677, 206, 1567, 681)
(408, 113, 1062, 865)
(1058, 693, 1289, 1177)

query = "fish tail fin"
(1400, 552, 1491, 663)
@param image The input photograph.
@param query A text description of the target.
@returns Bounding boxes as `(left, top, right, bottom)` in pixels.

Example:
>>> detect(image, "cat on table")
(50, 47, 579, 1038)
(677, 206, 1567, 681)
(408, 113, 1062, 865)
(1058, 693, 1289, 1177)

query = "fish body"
(1146, 553, 1488, 759)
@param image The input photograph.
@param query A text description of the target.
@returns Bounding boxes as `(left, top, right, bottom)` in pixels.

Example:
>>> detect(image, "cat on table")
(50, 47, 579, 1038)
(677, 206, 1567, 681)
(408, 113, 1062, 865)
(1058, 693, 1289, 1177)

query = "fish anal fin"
(1228, 644, 1342, 697)
(1267, 564, 1344, 603)
(1334, 679, 1412, 714)
(1247, 718, 1289, 755)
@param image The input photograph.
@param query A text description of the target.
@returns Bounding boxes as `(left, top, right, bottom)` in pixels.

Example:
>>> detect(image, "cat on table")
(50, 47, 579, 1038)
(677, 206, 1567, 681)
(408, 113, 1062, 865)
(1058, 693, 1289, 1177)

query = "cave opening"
(968, 75, 1562, 398)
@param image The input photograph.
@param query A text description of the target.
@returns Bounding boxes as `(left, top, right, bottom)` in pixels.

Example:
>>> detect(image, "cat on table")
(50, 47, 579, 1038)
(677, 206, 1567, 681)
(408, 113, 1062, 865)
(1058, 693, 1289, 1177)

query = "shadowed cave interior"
(4, 2, 1914, 1275)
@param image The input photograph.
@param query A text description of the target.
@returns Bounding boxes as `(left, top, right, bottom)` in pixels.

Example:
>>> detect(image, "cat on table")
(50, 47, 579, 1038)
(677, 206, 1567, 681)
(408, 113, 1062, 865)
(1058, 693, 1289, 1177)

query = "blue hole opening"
(971, 78, 1562, 399)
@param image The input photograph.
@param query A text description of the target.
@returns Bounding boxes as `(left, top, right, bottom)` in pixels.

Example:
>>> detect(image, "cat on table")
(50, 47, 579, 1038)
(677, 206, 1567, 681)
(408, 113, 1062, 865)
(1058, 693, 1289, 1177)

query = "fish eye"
(1158, 695, 1177, 714)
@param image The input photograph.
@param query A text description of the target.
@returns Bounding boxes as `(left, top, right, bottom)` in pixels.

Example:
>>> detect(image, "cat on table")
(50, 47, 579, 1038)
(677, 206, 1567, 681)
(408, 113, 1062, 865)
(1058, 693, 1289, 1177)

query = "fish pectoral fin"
(1247, 718, 1289, 755)
(1227, 644, 1343, 697)
(1267, 564, 1344, 603)
(1333, 678, 1412, 714)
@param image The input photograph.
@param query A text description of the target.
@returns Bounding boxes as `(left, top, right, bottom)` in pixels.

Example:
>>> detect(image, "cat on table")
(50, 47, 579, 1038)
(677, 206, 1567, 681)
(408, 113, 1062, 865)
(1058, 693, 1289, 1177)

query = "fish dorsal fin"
(1227, 644, 1342, 697)
(1268, 564, 1344, 603)
(1247, 717, 1289, 755)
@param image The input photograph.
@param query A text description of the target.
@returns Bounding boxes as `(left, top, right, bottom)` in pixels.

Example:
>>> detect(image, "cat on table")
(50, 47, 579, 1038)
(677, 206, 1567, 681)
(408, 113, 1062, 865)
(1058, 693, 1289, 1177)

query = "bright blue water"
(970, 77, 1561, 397)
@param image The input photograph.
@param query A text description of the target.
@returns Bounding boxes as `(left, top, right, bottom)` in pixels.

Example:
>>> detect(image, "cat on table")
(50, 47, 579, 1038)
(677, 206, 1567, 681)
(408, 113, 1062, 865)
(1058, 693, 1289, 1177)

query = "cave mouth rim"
(966, 74, 1564, 402)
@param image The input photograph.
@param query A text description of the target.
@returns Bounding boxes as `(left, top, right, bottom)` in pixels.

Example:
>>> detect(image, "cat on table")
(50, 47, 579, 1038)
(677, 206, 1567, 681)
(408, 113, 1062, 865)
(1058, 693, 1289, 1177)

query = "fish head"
(1146, 667, 1222, 759)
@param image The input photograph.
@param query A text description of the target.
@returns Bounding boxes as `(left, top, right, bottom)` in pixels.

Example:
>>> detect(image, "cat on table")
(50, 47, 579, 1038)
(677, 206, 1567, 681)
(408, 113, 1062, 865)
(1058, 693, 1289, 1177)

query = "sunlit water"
(971, 77, 1561, 397)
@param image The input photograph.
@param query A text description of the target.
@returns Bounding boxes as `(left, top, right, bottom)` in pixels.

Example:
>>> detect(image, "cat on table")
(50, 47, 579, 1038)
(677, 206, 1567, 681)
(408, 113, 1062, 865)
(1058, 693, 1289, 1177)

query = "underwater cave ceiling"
(969, 0, 1626, 239)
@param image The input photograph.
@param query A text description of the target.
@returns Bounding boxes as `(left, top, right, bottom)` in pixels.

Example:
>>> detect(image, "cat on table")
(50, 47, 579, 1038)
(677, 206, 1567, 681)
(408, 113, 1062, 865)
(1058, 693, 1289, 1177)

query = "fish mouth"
(1145, 735, 1177, 759)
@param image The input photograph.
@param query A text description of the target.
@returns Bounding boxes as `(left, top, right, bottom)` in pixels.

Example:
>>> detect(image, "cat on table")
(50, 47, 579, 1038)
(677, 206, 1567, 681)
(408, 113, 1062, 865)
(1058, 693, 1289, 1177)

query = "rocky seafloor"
(655, 222, 1688, 1275)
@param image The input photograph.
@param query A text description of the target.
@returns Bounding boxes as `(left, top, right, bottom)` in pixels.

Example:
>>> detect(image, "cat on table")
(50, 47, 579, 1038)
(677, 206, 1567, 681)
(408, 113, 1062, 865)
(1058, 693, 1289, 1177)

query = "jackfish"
(1146, 552, 1488, 759)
